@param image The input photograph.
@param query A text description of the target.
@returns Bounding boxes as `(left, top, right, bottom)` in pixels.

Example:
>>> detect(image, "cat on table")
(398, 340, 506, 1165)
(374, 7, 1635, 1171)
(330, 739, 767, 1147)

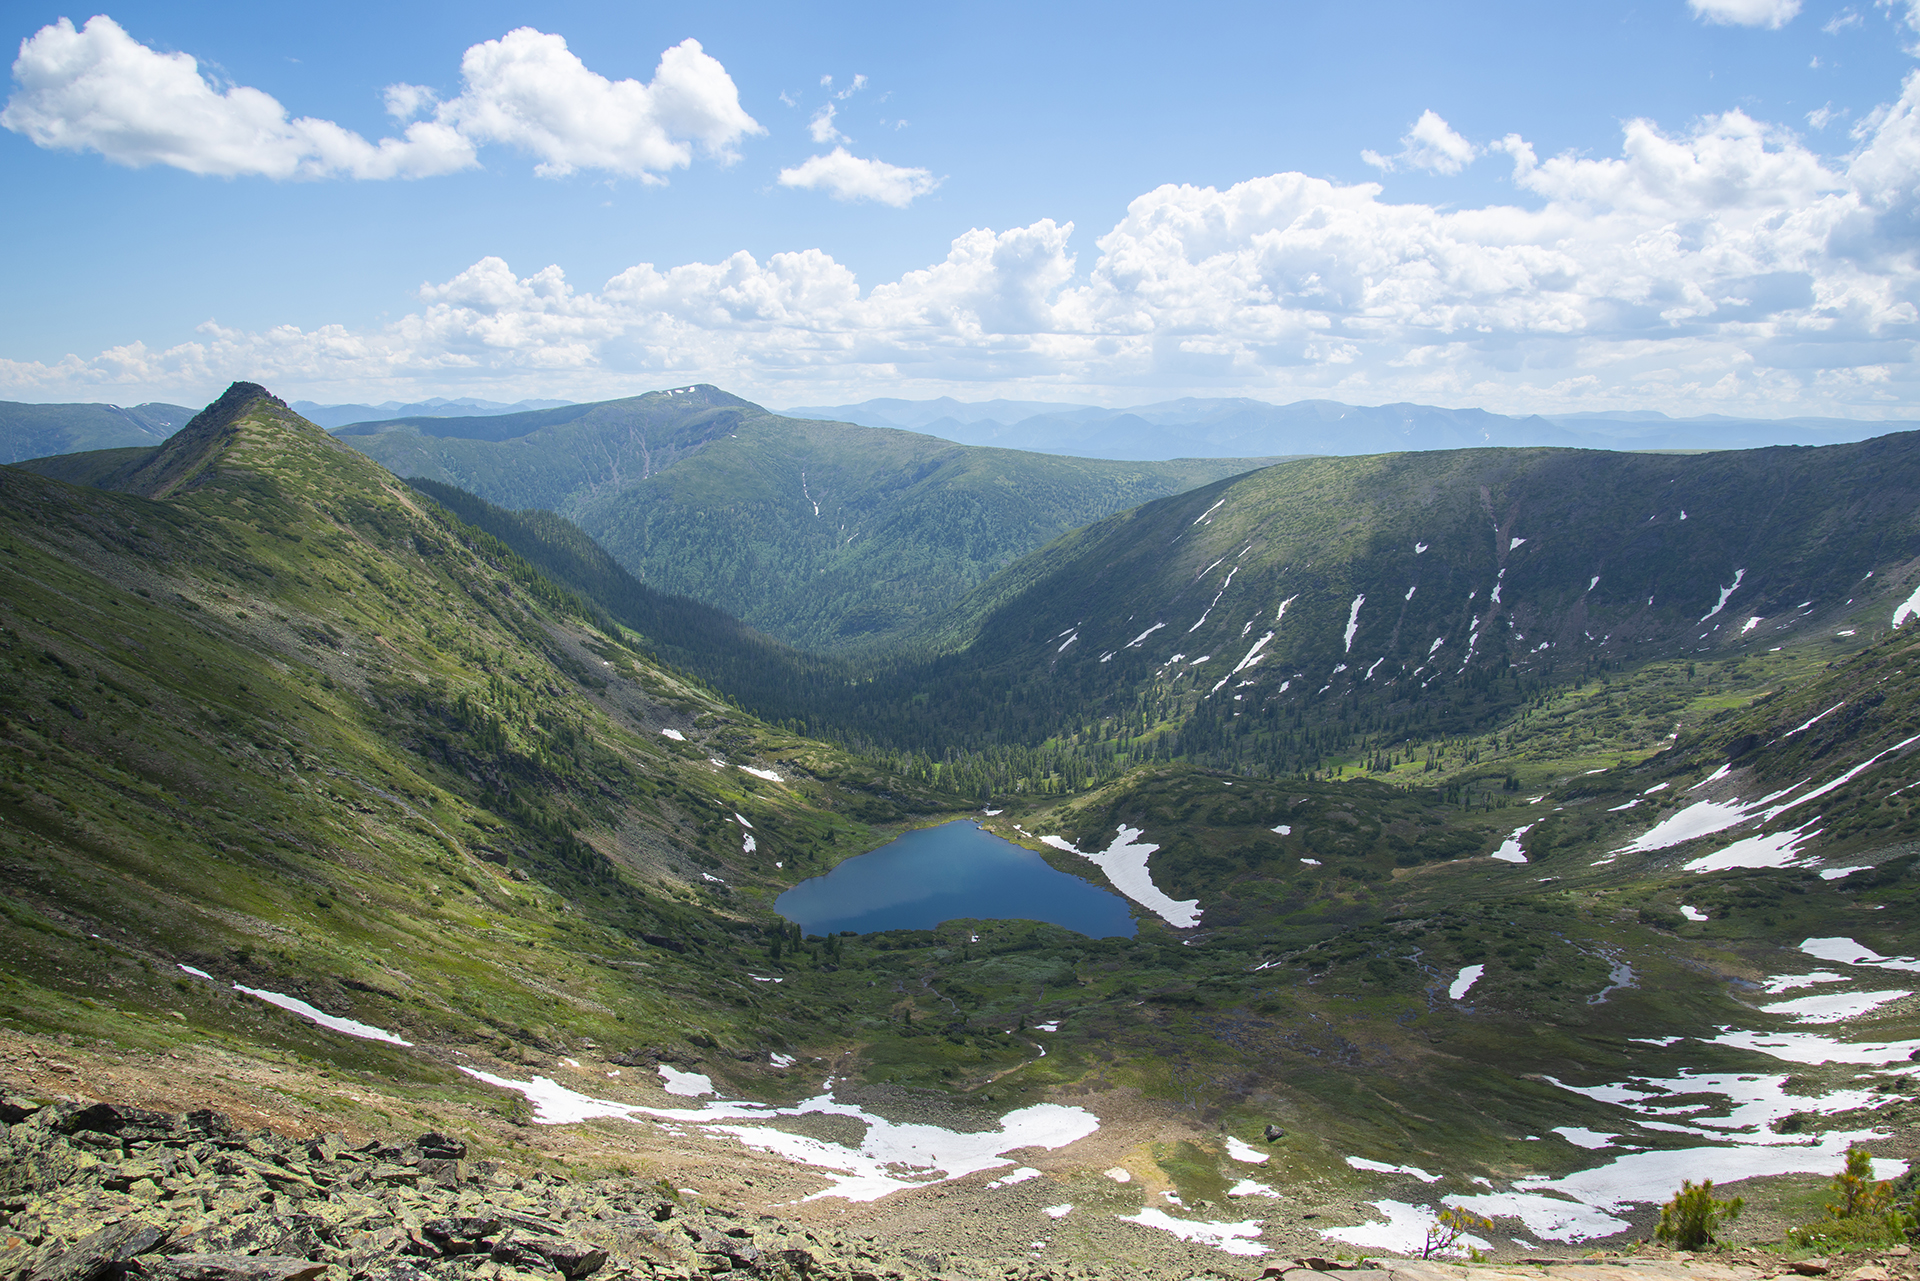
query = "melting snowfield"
(1605, 733, 1920, 871)
(1039, 826, 1201, 928)
(1120, 1207, 1269, 1257)
(1324, 933, 1919, 1250)
(462, 1069, 1099, 1202)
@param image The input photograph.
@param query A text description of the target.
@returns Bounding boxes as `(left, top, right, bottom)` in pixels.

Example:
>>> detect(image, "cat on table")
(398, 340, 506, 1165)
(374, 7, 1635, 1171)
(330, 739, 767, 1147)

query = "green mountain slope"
(856, 437, 1920, 777)
(0, 399, 193, 464)
(0, 382, 959, 1088)
(337, 386, 1279, 651)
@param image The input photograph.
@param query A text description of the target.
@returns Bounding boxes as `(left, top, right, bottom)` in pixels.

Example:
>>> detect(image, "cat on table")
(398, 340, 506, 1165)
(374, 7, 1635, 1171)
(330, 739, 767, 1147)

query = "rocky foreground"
(4, 1088, 1917, 1281)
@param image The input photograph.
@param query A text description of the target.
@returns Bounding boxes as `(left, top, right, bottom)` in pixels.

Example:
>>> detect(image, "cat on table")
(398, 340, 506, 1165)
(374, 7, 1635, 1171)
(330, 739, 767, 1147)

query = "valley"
(3, 383, 1920, 1279)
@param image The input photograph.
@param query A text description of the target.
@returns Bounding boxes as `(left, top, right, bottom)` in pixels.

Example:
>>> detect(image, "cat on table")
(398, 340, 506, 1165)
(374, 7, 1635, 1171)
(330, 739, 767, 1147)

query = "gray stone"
(26, 1218, 167, 1281)
(140, 1254, 327, 1281)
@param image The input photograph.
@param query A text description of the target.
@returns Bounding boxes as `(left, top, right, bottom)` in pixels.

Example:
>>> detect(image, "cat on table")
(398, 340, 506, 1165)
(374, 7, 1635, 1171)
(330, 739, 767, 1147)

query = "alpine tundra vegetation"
(4, 382, 1920, 1278)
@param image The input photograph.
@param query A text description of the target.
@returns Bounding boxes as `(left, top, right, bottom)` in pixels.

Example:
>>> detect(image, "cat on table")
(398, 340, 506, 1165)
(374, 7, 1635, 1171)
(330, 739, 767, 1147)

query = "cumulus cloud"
(777, 147, 939, 206)
(440, 29, 761, 178)
(1361, 110, 1477, 175)
(0, 15, 473, 178)
(1688, 0, 1802, 26)
(13, 73, 1920, 418)
(0, 16, 760, 181)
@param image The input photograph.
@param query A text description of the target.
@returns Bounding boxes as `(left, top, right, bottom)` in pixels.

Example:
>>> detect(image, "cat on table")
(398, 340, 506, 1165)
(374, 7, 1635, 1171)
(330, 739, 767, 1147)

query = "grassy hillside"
(338, 385, 1277, 651)
(0, 382, 964, 1094)
(838, 437, 1920, 784)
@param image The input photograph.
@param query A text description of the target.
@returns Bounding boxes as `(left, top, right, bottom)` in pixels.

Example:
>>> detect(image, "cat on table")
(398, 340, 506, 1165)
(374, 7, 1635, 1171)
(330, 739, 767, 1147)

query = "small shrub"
(1654, 1179, 1744, 1250)
(1422, 1206, 1492, 1260)
(1789, 1147, 1916, 1250)
(1828, 1146, 1891, 1220)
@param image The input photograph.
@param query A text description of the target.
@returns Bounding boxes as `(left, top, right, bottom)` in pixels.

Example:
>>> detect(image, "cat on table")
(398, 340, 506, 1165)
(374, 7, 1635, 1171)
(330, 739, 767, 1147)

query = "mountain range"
(329, 387, 1280, 651)
(286, 395, 575, 429)
(787, 395, 1912, 459)
(5, 381, 1920, 1273)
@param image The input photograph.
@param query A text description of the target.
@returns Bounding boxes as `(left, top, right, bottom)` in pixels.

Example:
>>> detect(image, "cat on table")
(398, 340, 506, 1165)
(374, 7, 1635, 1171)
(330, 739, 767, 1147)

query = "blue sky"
(3, 0, 1918, 415)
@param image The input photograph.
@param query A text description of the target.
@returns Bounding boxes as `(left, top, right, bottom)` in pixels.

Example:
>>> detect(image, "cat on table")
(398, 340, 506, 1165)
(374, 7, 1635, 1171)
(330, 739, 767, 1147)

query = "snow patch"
(1225, 1136, 1269, 1164)
(1786, 703, 1846, 738)
(1895, 585, 1920, 630)
(1323, 1201, 1490, 1257)
(1449, 965, 1485, 1000)
(659, 1066, 715, 1096)
(1491, 824, 1534, 863)
(1343, 594, 1366, 652)
(1040, 826, 1200, 928)
(1124, 622, 1165, 648)
(739, 765, 784, 782)
(1119, 1207, 1268, 1257)
(1700, 568, 1747, 622)
(660, 728, 685, 741)
(232, 984, 411, 1045)
(1347, 1156, 1440, 1182)
(1761, 989, 1908, 1024)
(1553, 1126, 1620, 1150)
(1801, 937, 1920, 973)
(464, 1069, 1098, 1202)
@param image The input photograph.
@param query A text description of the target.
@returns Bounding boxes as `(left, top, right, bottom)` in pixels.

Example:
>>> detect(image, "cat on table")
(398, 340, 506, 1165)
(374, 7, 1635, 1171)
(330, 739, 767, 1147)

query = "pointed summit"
(110, 381, 288, 499)
(100, 380, 395, 504)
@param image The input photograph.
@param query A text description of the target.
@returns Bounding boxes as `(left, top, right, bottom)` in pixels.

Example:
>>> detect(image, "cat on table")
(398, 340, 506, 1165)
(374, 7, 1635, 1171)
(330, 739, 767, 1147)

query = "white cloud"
(13, 73, 1920, 419)
(0, 15, 473, 178)
(1823, 7, 1864, 32)
(440, 29, 761, 178)
(836, 73, 868, 100)
(0, 17, 761, 182)
(1362, 110, 1477, 175)
(1807, 103, 1840, 128)
(1689, 0, 1803, 26)
(383, 83, 437, 122)
(777, 147, 939, 206)
(808, 102, 844, 144)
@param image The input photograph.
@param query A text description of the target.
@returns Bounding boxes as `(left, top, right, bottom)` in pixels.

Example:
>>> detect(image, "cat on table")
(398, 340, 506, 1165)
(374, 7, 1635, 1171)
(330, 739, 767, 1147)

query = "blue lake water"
(774, 820, 1136, 938)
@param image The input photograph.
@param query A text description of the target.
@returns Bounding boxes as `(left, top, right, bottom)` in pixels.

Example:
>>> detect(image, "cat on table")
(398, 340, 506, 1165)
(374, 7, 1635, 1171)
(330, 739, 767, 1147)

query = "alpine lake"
(774, 819, 1136, 938)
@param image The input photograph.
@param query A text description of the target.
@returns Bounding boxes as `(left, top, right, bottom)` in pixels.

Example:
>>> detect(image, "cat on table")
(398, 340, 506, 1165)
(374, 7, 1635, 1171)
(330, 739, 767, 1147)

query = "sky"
(2, 0, 1919, 417)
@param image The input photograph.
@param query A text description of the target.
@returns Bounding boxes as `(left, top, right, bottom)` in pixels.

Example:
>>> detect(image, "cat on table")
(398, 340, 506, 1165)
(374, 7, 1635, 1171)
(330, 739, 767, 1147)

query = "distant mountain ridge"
(785, 395, 1912, 459)
(0, 398, 194, 462)
(291, 394, 573, 429)
(329, 386, 1282, 651)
